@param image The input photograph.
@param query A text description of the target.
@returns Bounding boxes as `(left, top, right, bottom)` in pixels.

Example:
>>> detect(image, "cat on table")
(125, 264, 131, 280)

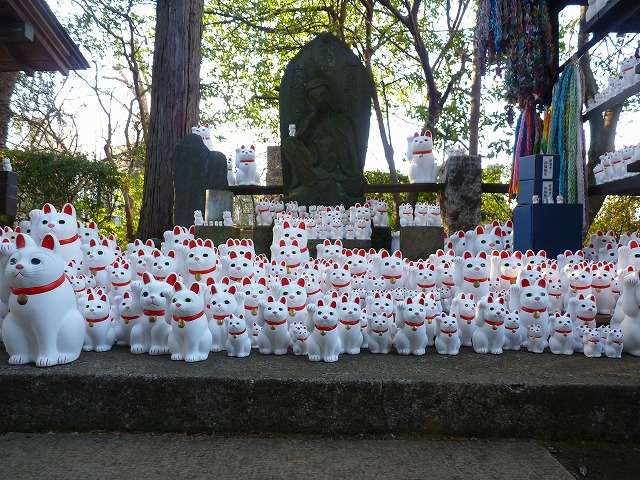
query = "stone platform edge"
(1, 347, 639, 441)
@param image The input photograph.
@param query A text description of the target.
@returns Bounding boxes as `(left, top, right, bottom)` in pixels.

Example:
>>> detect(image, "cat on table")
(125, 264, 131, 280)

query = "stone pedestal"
(371, 227, 392, 252)
(253, 226, 273, 257)
(194, 226, 240, 246)
(266, 146, 283, 186)
(440, 155, 482, 234)
(173, 134, 227, 227)
(205, 190, 234, 222)
(0, 171, 17, 227)
(400, 226, 445, 261)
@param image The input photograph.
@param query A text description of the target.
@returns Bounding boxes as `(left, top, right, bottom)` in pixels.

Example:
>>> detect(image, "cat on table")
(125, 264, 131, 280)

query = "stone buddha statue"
(281, 77, 366, 206)
(279, 33, 371, 208)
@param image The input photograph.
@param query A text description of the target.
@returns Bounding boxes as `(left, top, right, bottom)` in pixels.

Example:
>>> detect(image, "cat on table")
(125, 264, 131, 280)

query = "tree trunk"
(469, 61, 482, 156)
(361, 0, 401, 227)
(577, 7, 621, 230)
(0, 72, 18, 149)
(137, 0, 204, 240)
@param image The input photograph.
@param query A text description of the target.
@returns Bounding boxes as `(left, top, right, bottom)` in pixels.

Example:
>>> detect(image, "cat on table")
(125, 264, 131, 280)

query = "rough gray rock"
(440, 155, 482, 234)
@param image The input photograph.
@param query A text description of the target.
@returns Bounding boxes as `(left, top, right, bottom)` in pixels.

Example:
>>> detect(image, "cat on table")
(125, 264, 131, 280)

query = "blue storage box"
(513, 204, 583, 258)
(517, 179, 559, 205)
(519, 155, 560, 181)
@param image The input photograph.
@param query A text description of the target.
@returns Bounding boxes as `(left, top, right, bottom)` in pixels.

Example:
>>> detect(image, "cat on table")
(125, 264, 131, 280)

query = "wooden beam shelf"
(229, 183, 510, 196)
(584, 0, 640, 35)
(582, 80, 640, 122)
(588, 176, 640, 196)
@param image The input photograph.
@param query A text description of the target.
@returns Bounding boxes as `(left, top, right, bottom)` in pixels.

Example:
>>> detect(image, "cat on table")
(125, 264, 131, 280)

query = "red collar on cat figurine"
(265, 318, 286, 326)
(485, 319, 504, 327)
(339, 318, 360, 326)
(521, 306, 547, 314)
(405, 320, 425, 328)
(173, 310, 205, 322)
(11, 273, 67, 296)
(86, 313, 110, 323)
(59, 234, 80, 245)
(188, 265, 217, 275)
(315, 323, 337, 332)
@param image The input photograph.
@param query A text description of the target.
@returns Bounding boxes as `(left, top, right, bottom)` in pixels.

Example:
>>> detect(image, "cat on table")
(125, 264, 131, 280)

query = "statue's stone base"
(400, 226, 445, 261)
(205, 190, 234, 222)
(371, 227, 392, 253)
(194, 226, 240, 246)
(253, 226, 274, 257)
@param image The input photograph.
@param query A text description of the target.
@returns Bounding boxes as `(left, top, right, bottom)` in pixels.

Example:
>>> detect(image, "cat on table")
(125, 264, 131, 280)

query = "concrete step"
(0, 433, 574, 480)
(1, 346, 639, 441)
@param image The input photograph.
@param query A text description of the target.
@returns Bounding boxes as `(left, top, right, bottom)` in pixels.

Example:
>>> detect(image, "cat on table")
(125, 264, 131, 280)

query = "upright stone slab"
(371, 227, 392, 253)
(205, 190, 234, 223)
(279, 33, 370, 208)
(266, 146, 283, 186)
(400, 227, 445, 261)
(440, 155, 482, 234)
(173, 134, 228, 227)
(253, 226, 273, 257)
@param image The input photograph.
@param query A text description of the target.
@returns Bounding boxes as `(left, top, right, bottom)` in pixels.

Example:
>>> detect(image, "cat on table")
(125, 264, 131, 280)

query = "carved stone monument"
(173, 133, 228, 227)
(279, 33, 370, 207)
(440, 155, 482, 234)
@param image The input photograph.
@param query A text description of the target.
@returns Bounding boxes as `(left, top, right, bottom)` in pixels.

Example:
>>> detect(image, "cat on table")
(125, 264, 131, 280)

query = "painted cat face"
(82, 238, 117, 269)
(186, 240, 218, 272)
(6, 234, 64, 288)
(519, 278, 549, 309)
(80, 293, 110, 321)
(32, 203, 78, 243)
(209, 285, 238, 317)
(170, 282, 204, 318)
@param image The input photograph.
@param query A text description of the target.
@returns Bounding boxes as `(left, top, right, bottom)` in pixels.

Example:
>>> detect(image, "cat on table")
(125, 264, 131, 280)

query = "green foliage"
(2, 149, 124, 239)
(588, 196, 640, 241)
(201, 0, 481, 148)
(481, 164, 512, 225)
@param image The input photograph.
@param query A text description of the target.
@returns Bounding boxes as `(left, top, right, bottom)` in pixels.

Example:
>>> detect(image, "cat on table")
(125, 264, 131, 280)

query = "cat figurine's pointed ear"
(62, 203, 76, 217)
(41, 233, 61, 252)
(15, 233, 37, 250)
(42, 203, 56, 214)
(190, 282, 201, 295)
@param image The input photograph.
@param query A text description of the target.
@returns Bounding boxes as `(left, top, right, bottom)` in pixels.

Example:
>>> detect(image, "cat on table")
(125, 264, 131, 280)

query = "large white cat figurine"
(235, 144, 260, 185)
(407, 131, 438, 183)
(168, 281, 212, 362)
(2, 233, 85, 366)
(29, 203, 84, 264)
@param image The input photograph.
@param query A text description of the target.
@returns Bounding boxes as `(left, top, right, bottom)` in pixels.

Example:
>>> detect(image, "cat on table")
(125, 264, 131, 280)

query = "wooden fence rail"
(229, 183, 510, 196)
